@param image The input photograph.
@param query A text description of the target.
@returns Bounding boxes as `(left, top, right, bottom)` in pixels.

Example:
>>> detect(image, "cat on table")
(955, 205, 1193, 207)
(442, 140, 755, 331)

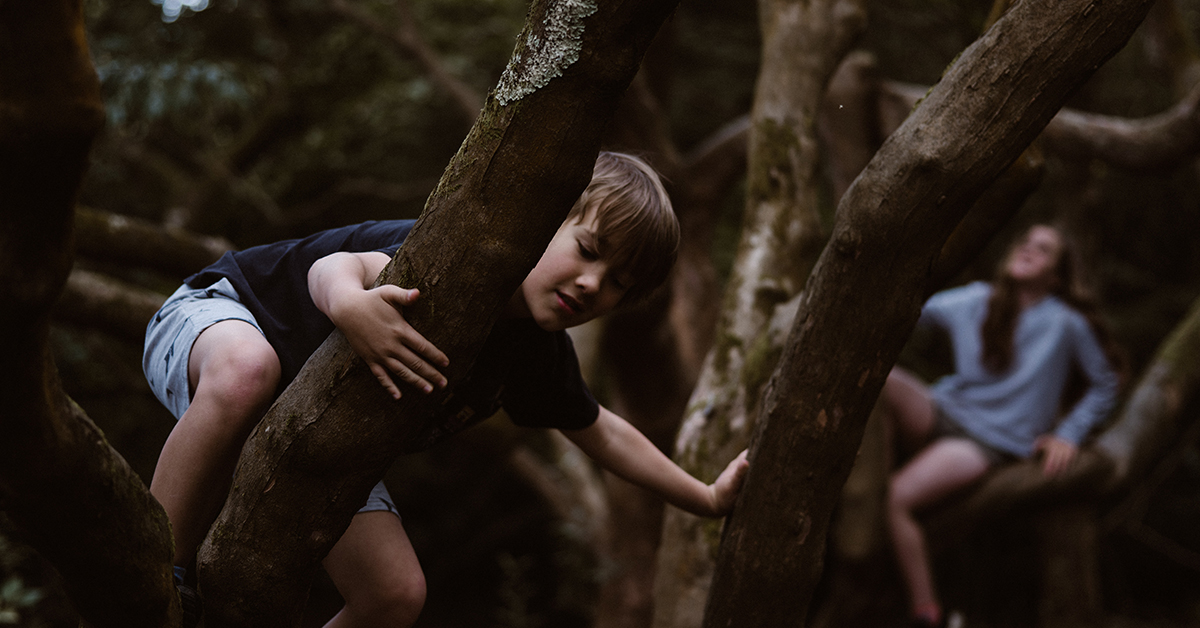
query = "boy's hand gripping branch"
(309, 251, 450, 399)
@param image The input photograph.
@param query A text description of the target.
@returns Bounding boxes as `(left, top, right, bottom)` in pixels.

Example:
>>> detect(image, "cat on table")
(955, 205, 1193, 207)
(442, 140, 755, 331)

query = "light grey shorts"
(143, 277, 398, 516)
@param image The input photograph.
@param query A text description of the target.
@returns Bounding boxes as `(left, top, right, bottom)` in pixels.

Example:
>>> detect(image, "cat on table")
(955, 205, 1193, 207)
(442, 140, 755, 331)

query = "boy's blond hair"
(566, 152, 678, 304)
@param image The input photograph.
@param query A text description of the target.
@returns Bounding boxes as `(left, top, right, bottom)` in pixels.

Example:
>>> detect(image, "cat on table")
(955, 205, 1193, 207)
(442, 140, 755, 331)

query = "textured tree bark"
(196, 0, 684, 624)
(702, 0, 1153, 625)
(0, 1, 180, 626)
(651, 0, 868, 625)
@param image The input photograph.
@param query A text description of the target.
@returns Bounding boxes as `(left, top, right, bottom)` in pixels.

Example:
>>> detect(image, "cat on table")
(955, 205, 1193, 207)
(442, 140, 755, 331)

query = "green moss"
(1158, 298, 1200, 380)
(711, 328, 741, 378)
(741, 332, 783, 416)
(702, 517, 725, 559)
(746, 118, 800, 204)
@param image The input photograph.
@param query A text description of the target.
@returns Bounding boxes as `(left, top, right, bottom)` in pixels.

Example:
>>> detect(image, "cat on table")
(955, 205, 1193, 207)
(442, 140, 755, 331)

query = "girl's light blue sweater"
(922, 282, 1119, 458)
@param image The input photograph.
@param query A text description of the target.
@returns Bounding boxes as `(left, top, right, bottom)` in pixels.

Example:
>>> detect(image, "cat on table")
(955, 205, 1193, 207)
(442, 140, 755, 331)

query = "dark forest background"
(28, 0, 1200, 625)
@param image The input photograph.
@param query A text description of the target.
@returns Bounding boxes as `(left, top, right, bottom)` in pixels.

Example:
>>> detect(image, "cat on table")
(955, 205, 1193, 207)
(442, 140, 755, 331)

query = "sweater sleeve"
(1053, 314, 1119, 445)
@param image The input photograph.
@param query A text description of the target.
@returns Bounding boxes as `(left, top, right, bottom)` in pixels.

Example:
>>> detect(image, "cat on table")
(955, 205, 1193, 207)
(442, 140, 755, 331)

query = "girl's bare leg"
(887, 438, 990, 623)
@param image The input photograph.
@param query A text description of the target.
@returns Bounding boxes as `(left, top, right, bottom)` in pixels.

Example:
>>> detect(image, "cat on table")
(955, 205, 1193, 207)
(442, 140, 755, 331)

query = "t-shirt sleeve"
(501, 328, 599, 431)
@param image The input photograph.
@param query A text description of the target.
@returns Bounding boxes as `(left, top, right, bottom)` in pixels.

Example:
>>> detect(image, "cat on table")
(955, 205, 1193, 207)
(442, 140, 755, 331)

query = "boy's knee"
(211, 345, 279, 397)
(389, 572, 426, 622)
(887, 478, 917, 515)
(192, 344, 280, 427)
(357, 572, 426, 627)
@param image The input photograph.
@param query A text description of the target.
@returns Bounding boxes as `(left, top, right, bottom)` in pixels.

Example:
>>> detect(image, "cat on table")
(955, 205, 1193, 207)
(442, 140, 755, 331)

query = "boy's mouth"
(556, 291, 582, 315)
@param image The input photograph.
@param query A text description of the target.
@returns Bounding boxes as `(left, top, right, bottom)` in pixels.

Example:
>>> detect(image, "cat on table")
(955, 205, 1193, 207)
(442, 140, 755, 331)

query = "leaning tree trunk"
(0, 1, 180, 627)
(196, 0, 685, 624)
(701, 0, 1154, 625)
(650, 0, 868, 625)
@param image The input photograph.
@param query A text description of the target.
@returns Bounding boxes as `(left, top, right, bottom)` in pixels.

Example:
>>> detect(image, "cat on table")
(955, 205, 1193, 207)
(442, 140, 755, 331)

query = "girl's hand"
(1034, 435, 1078, 477)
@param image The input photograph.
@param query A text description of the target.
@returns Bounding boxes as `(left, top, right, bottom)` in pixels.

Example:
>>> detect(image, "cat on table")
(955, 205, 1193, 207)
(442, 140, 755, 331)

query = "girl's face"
(507, 213, 632, 331)
(1004, 225, 1063, 290)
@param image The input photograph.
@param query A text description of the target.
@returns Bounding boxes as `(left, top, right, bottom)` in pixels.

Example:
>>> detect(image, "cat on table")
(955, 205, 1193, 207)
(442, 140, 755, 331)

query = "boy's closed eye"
(577, 239, 599, 261)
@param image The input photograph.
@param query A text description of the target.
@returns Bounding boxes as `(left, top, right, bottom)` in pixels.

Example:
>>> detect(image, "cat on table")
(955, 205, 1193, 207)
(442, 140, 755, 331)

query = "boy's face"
(508, 212, 632, 331)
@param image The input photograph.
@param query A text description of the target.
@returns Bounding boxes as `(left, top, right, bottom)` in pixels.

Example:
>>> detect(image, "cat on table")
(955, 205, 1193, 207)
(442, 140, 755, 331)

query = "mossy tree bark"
(0, 1, 180, 626)
(650, 0, 868, 625)
(701, 0, 1153, 625)
(195, 0, 684, 624)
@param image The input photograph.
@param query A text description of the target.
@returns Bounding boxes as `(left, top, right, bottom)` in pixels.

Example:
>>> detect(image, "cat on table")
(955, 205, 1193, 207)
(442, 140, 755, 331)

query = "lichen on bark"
(494, 0, 598, 105)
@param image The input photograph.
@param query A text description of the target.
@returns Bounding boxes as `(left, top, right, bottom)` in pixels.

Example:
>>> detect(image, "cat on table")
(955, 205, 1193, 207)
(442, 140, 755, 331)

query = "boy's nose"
(577, 268, 603, 293)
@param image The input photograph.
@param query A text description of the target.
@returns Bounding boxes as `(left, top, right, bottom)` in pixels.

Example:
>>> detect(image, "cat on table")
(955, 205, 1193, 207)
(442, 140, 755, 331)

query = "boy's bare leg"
(150, 320, 281, 566)
(887, 438, 990, 621)
(323, 511, 426, 628)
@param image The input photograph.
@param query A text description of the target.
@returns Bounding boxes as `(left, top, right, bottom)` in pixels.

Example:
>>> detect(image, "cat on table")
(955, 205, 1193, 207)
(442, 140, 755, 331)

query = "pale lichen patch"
(494, 0, 598, 105)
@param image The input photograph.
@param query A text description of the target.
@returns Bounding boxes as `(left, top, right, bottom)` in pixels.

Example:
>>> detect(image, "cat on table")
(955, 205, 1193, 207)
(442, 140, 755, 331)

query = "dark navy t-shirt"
(185, 220, 598, 448)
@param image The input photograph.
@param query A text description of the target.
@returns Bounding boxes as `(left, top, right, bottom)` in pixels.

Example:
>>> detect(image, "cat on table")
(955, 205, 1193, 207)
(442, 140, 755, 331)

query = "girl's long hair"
(980, 225, 1127, 385)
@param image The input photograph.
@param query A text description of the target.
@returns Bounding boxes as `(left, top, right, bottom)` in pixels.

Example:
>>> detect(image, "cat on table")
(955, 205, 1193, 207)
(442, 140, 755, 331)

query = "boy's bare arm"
(561, 407, 749, 517)
(308, 251, 449, 399)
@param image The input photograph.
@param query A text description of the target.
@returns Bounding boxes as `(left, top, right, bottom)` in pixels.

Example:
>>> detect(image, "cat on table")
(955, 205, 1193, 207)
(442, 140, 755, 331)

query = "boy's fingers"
(369, 363, 402, 400)
(399, 331, 449, 368)
(374, 286, 450, 368)
(378, 285, 421, 307)
(399, 347, 448, 388)
(385, 354, 444, 393)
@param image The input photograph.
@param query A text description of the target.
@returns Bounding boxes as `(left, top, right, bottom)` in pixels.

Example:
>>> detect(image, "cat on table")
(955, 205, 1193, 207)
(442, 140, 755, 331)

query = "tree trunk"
(0, 1, 180, 626)
(196, 0, 684, 624)
(702, 0, 1153, 625)
(1035, 504, 1103, 628)
(651, 0, 868, 624)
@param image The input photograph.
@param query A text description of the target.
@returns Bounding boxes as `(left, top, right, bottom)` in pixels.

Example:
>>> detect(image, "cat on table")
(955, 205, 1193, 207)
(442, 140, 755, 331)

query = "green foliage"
(0, 526, 71, 628)
(0, 577, 44, 627)
(82, 0, 527, 241)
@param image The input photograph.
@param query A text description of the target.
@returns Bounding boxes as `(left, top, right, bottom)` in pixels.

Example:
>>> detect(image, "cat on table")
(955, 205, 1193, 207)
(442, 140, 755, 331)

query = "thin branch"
(1041, 80, 1200, 171)
(1122, 520, 1200, 573)
(283, 176, 439, 226)
(327, 0, 482, 126)
(75, 206, 233, 278)
(883, 78, 1200, 173)
(54, 269, 167, 343)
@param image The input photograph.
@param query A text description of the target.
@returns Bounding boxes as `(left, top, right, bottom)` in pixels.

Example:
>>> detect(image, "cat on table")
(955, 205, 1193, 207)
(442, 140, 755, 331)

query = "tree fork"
(197, 0, 683, 624)
(702, 0, 1153, 625)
